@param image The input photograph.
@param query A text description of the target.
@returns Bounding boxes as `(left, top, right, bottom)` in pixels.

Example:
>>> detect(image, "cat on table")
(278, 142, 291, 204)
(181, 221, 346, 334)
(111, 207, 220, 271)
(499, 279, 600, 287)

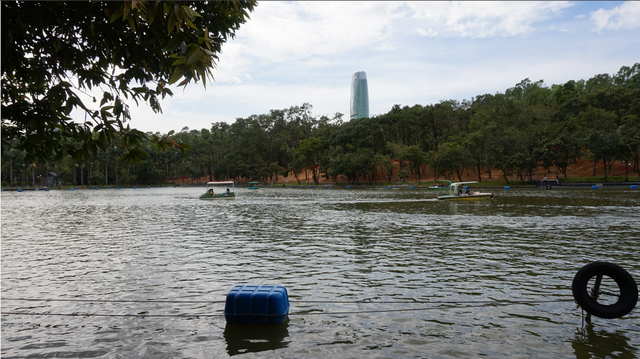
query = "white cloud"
(590, 1, 640, 32)
(409, 1, 573, 37)
(417, 28, 439, 37)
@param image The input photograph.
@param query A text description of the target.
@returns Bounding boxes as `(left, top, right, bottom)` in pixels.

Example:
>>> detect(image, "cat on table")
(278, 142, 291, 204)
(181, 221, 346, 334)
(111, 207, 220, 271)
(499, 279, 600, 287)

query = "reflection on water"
(224, 322, 290, 356)
(572, 323, 637, 359)
(1, 187, 639, 358)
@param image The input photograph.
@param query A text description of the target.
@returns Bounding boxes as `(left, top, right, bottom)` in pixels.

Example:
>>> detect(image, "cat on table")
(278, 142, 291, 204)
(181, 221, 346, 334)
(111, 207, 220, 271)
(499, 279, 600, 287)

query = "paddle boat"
(199, 181, 236, 200)
(437, 181, 493, 201)
(247, 181, 260, 190)
(428, 180, 452, 191)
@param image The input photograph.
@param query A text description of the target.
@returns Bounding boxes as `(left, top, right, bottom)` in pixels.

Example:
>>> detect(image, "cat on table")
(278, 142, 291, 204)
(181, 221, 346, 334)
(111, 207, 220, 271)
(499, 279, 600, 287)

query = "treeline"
(2, 63, 639, 187)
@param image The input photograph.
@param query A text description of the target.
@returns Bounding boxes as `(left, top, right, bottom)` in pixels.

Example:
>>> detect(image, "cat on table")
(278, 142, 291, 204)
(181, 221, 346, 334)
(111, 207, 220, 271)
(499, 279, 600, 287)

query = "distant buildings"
(350, 71, 369, 119)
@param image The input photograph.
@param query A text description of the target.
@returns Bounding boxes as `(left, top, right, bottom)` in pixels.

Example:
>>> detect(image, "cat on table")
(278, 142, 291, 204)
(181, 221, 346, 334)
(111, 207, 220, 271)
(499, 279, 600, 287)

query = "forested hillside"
(2, 63, 639, 187)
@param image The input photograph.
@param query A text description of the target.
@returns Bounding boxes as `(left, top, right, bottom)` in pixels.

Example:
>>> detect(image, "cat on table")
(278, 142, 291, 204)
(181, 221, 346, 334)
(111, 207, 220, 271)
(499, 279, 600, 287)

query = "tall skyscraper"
(350, 71, 369, 119)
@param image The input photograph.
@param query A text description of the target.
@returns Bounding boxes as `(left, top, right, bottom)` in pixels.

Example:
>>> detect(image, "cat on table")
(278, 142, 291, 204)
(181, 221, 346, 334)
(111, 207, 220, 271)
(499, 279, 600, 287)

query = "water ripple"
(2, 187, 639, 358)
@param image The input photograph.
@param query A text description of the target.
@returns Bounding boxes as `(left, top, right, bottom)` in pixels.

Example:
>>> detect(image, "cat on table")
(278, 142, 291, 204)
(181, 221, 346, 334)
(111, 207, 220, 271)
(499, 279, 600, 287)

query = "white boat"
(427, 180, 452, 191)
(437, 181, 493, 201)
(200, 181, 236, 200)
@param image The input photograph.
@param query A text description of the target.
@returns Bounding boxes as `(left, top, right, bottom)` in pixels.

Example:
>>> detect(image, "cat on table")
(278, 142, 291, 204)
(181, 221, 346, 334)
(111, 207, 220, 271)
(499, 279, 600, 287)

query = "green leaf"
(185, 49, 203, 65)
(169, 65, 186, 85)
(111, 5, 123, 23)
(171, 57, 185, 66)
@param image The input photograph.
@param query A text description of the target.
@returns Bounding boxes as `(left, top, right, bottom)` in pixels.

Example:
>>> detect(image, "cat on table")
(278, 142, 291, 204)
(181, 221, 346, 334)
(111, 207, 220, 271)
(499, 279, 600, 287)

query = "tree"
(540, 131, 582, 178)
(1, 1, 256, 163)
(401, 145, 427, 183)
(293, 137, 327, 185)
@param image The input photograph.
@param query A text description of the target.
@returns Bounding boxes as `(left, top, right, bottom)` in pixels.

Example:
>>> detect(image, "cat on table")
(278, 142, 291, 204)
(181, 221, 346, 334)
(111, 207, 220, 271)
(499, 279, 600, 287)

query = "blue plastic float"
(504, 186, 511, 190)
(592, 185, 599, 189)
(224, 285, 289, 325)
(631, 185, 638, 189)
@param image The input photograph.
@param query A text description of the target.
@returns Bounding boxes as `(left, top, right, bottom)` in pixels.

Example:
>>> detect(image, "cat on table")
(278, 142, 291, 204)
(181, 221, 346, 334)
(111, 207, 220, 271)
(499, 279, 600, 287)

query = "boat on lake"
(199, 181, 235, 200)
(248, 181, 260, 189)
(428, 180, 452, 191)
(437, 181, 493, 201)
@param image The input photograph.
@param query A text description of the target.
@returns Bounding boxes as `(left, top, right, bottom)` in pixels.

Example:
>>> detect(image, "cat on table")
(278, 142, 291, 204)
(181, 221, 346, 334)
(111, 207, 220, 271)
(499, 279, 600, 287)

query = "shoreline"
(3, 181, 640, 191)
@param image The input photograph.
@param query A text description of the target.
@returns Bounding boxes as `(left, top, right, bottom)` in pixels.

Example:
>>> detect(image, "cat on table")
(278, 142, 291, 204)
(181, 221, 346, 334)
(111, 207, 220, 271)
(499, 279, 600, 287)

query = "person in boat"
(209, 189, 214, 195)
(458, 189, 463, 196)
(225, 188, 230, 195)
(464, 187, 470, 195)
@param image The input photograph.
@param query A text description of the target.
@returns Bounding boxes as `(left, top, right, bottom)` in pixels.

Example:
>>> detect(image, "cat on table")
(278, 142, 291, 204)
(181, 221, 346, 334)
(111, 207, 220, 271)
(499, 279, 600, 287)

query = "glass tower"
(350, 71, 369, 119)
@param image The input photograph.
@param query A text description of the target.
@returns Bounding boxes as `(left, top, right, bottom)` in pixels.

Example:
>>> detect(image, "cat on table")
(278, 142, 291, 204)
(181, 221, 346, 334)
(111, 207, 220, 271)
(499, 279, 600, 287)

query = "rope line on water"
(2, 297, 226, 304)
(1, 298, 575, 319)
(1, 297, 576, 305)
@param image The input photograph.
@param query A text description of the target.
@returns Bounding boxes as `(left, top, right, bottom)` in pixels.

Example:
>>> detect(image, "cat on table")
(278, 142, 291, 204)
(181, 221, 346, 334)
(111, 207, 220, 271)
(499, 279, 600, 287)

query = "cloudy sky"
(121, 1, 640, 134)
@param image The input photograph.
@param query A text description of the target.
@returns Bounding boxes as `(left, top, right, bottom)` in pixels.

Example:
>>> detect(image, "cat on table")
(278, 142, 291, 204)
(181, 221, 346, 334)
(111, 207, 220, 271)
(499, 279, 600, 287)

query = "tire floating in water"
(572, 262, 638, 319)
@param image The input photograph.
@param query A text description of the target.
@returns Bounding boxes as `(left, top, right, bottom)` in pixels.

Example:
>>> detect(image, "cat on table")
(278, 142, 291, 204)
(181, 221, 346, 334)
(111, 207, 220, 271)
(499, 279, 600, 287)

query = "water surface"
(2, 186, 639, 358)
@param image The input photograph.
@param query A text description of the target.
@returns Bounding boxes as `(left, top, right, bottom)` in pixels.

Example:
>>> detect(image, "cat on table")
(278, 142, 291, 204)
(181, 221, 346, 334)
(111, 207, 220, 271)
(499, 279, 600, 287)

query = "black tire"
(572, 262, 638, 319)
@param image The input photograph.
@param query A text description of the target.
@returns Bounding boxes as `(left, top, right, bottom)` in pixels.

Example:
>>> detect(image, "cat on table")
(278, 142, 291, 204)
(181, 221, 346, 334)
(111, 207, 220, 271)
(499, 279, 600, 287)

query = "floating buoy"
(504, 186, 510, 190)
(69, 188, 74, 191)
(410, 186, 414, 189)
(224, 285, 289, 325)
(325, 186, 329, 188)
(387, 186, 392, 189)
(346, 186, 351, 189)
(309, 186, 313, 188)
(290, 185, 293, 188)
(631, 185, 638, 189)
(572, 262, 638, 319)
(17, 189, 23, 192)
(301, 186, 304, 189)
(592, 185, 599, 189)
(45, 189, 50, 191)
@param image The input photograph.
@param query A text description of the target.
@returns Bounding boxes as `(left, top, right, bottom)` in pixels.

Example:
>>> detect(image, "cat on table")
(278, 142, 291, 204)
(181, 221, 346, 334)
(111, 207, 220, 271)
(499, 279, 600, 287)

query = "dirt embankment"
(188, 158, 638, 185)
(286, 158, 638, 184)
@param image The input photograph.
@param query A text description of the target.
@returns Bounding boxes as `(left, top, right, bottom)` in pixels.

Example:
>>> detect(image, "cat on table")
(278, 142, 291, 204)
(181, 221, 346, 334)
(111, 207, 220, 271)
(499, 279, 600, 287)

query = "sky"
(102, 1, 640, 134)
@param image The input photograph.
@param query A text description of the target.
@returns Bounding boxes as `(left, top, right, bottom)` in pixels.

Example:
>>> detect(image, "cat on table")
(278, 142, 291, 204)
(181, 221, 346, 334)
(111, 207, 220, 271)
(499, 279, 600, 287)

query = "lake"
(1, 186, 639, 358)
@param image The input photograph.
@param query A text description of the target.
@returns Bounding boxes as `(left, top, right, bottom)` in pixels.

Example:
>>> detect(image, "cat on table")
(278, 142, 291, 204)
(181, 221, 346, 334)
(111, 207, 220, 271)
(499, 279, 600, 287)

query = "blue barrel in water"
(224, 285, 289, 325)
